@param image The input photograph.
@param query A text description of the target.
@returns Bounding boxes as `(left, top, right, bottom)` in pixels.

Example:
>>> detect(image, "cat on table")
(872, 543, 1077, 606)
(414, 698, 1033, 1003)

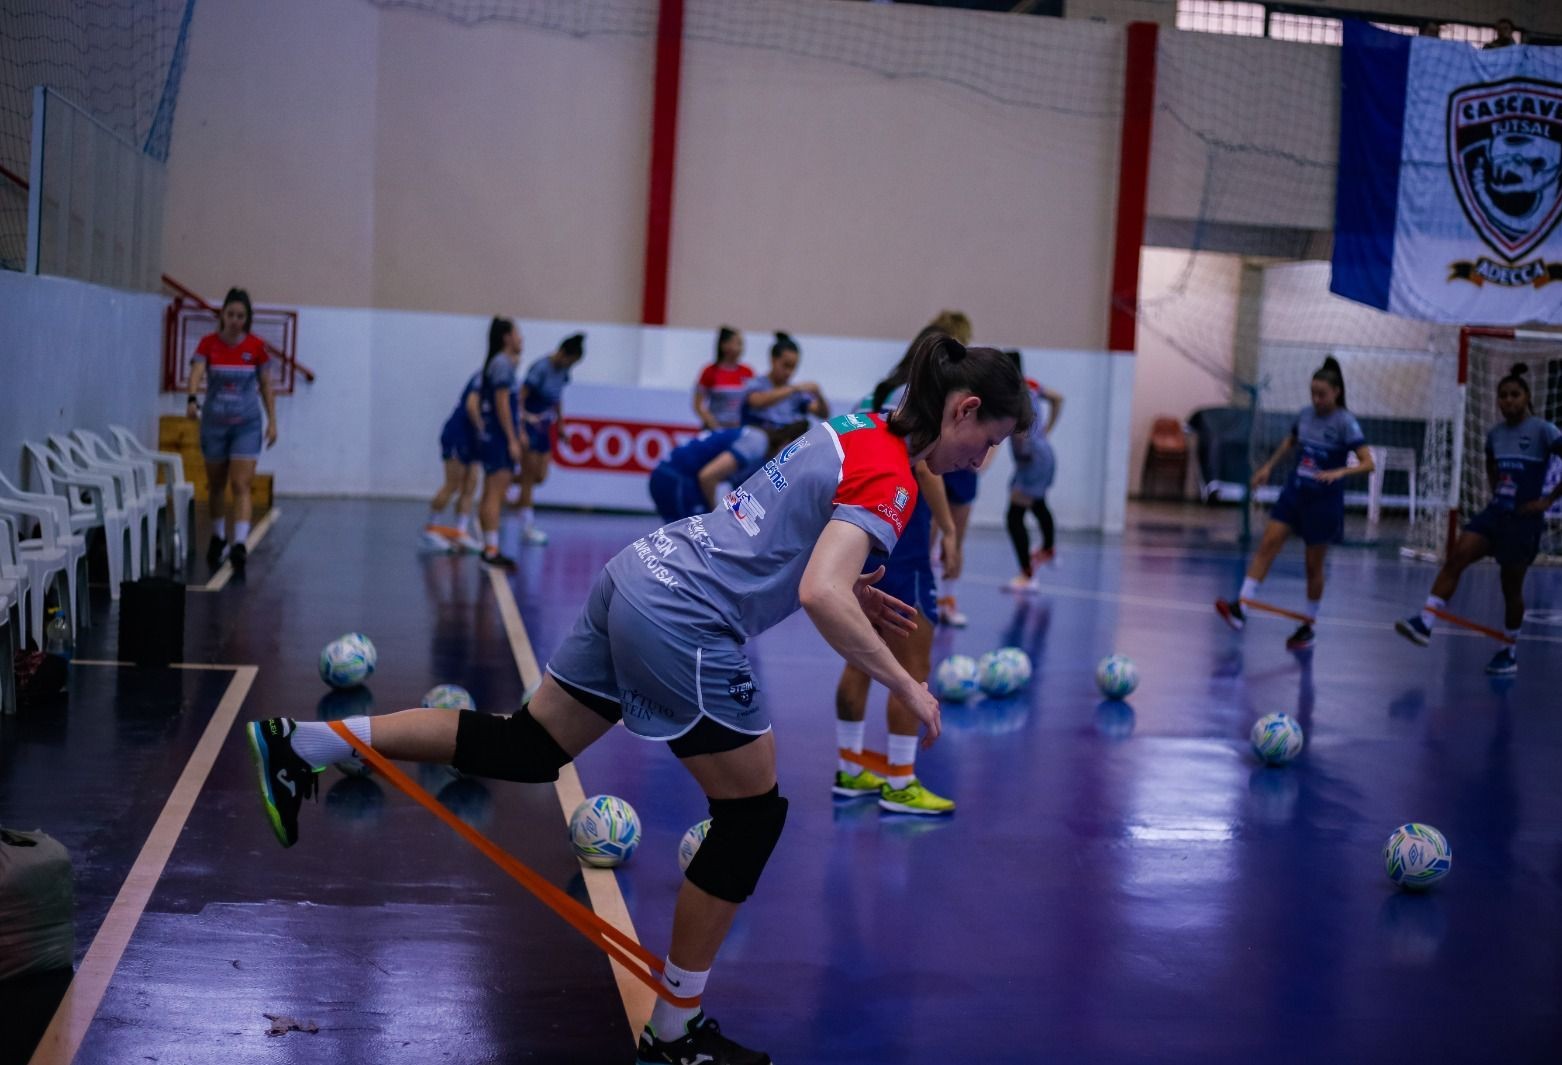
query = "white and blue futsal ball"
(569, 794, 642, 868)
(678, 818, 711, 874)
(933, 654, 980, 702)
(421, 683, 475, 712)
(1250, 711, 1305, 765)
(320, 634, 376, 689)
(976, 650, 1025, 697)
(995, 647, 1032, 685)
(1095, 654, 1138, 699)
(1383, 823, 1452, 891)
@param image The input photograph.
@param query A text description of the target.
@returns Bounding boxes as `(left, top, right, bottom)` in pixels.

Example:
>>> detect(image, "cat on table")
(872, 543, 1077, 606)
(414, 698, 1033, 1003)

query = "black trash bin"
(118, 577, 186, 667)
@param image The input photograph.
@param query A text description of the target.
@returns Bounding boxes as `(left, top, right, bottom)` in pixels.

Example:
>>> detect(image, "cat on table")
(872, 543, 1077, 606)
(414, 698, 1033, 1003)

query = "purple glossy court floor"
(4, 499, 1560, 1064)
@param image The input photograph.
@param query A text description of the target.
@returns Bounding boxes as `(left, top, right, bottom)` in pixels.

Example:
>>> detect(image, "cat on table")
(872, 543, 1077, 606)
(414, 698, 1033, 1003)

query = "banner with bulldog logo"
(1332, 22, 1562, 323)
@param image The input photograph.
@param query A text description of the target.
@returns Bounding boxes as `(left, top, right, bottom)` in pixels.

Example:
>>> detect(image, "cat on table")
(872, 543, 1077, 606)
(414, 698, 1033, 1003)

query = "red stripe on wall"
(640, 0, 685, 326)
(1107, 22, 1159, 353)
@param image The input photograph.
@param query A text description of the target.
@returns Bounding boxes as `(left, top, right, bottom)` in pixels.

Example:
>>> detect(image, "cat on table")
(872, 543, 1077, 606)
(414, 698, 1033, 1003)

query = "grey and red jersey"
(606, 412, 919, 639)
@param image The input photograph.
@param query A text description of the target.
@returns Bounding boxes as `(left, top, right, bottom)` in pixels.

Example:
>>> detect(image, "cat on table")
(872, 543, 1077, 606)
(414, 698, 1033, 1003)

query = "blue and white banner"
(1332, 23, 1562, 323)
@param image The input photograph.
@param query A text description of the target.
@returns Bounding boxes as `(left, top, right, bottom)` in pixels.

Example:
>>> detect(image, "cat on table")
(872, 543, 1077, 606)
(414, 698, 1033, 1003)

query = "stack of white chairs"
(49, 433, 159, 572)
(0, 506, 70, 655)
(0, 517, 20, 714)
(110, 425, 195, 564)
(23, 441, 139, 600)
(0, 470, 91, 640)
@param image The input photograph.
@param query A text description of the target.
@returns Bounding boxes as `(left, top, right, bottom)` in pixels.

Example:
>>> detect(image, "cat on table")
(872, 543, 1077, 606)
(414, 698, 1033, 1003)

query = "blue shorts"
(943, 469, 979, 506)
(1465, 504, 1544, 567)
(649, 465, 706, 524)
(1269, 483, 1344, 546)
(200, 417, 263, 461)
(440, 417, 476, 465)
(547, 570, 769, 743)
(478, 431, 512, 475)
(522, 417, 554, 456)
(1010, 442, 1055, 500)
(876, 558, 938, 621)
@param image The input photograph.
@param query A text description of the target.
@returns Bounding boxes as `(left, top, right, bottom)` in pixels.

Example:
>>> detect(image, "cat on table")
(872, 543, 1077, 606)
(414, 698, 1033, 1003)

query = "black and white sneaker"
(207, 535, 227, 568)
(1285, 624, 1316, 652)
(636, 1013, 771, 1065)
(1215, 598, 1247, 631)
(245, 718, 320, 848)
(228, 542, 248, 573)
(1395, 616, 1431, 647)
(1485, 647, 1518, 676)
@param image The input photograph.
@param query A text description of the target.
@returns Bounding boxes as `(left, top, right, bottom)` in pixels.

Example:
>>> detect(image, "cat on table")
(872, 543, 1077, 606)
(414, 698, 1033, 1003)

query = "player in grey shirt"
(244, 335, 1031, 1065)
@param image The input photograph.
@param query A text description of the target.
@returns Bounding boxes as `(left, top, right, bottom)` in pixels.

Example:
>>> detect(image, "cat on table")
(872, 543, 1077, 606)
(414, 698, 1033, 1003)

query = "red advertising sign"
(554, 416, 702, 474)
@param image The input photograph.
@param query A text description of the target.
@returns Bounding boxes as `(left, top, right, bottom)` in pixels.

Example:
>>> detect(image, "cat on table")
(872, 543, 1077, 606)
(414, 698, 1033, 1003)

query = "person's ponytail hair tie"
(886, 331, 1033, 452)
(1312, 355, 1348, 409)
(771, 331, 799, 361)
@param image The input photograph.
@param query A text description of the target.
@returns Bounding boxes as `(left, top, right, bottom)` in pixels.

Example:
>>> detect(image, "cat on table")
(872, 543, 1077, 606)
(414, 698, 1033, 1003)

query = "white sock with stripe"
(1239, 577, 1260, 603)
(885, 732, 918, 789)
(648, 958, 707, 1040)
(1421, 595, 1445, 630)
(836, 719, 866, 775)
(288, 716, 372, 770)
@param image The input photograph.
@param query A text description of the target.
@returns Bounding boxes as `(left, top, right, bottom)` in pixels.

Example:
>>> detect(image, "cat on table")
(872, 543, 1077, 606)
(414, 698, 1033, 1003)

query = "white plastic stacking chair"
(0, 505, 69, 654)
(0, 515, 36, 650)
(0, 472, 89, 639)
(111, 424, 195, 564)
(0, 581, 16, 715)
(24, 441, 138, 599)
(73, 428, 167, 565)
(51, 433, 155, 573)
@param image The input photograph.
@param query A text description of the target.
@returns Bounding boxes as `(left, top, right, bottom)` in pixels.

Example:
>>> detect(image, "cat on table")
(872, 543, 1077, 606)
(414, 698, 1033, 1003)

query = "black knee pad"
(451, 707, 572, 782)
(684, 785, 788, 903)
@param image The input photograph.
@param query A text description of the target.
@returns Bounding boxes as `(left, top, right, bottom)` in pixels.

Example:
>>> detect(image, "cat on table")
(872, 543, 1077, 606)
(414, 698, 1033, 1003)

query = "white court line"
(484, 566, 655, 1043)
(962, 573, 1562, 644)
(191, 507, 280, 593)
(28, 663, 259, 1065)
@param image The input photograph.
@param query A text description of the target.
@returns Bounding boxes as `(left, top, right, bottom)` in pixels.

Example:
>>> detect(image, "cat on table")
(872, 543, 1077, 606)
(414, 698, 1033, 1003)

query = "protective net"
(1403, 330, 1562, 565)
(0, 0, 194, 271)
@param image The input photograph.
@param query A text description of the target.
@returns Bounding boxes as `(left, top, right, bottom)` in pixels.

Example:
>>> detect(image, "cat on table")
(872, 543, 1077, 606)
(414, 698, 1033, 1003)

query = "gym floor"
(4, 499, 1560, 1064)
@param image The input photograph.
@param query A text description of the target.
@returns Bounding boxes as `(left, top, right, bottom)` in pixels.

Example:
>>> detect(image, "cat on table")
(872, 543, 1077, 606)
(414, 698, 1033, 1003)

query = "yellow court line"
(484, 566, 655, 1043)
(193, 507, 280, 593)
(28, 663, 259, 1065)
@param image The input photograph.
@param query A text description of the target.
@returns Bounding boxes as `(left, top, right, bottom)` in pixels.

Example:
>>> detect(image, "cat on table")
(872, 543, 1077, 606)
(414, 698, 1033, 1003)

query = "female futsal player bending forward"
(1395, 364, 1562, 675)
(244, 333, 1031, 1064)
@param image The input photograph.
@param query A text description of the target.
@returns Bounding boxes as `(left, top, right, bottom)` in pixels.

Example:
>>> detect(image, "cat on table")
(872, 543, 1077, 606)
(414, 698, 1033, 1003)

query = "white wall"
(0, 271, 165, 486)
(1259, 260, 1434, 349)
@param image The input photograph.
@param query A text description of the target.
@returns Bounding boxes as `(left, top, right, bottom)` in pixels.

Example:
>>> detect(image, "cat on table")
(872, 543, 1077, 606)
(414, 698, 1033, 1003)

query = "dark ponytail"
(1498, 362, 1533, 410)
(559, 332, 585, 358)
(886, 332, 1034, 452)
(485, 316, 514, 369)
(222, 287, 253, 333)
(771, 331, 798, 361)
(871, 324, 941, 413)
(715, 325, 740, 364)
(1313, 355, 1347, 409)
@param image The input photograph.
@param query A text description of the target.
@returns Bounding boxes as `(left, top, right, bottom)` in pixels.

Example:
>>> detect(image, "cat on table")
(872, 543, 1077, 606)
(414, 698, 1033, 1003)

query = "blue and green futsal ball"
(1384, 822, 1452, 890)
(934, 654, 981, 702)
(1095, 653, 1138, 700)
(977, 647, 1032, 697)
(1250, 711, 1305, 765)
(678, 818, 711, 873)
(569, 794, 642, 868)
(421, 683, 475, 712)
(320, 632, 377, 688)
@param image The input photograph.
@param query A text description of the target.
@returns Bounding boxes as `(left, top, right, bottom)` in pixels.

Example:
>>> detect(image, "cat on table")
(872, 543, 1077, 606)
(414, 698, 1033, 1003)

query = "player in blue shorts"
(1216, 357, 1375, 651)
(474, 317, 526, 569)
(1395, 363, 1562, 674)
(243, 333, 1032, 1064)
(740, 332, 828, 428)
(512, 333, 586, 547)
(649, 421, 809, 524)
(422, 367, 485, 553)
(833, 327, 962, 815)
(1003, 351, 1065, 593)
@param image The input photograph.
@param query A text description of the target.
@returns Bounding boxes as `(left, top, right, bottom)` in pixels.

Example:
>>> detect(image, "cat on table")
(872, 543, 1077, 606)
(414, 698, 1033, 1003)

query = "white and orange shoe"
(937, 595, 968, 627)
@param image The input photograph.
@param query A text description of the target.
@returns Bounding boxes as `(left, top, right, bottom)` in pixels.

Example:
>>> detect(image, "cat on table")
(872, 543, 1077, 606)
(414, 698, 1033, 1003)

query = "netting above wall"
(0, 0, 194, 271)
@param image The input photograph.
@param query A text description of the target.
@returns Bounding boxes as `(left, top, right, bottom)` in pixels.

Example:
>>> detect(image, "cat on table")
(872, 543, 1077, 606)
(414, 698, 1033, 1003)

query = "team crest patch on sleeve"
(727, 673, 756, 707)
(828, 412, 875, 434)
(893, 486, 909, 511)
(723, 487, 767, 537)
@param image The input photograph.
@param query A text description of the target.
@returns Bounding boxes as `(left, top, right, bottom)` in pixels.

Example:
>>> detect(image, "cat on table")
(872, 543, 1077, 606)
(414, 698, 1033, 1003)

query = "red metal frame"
(1107, 22, 1159, 353)
(161, 274, 316, 383)
(164, 300, 300, 395)
(639, 0, 685, 326)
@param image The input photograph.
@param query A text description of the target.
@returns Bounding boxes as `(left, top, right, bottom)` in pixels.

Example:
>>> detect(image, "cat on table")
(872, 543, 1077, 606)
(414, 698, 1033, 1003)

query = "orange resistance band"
(1238, 597, 1315, 625)
(325, 720, 700, 1008)
(1428, 606, 1516, 645)
(839, 748, 891, 776)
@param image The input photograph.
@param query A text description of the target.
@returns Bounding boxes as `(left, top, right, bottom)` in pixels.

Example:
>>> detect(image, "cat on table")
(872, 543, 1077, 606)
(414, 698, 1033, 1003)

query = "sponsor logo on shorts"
(727, 673, 756, 707)
(762, 460, 788, 493)
(776, 437, 811, 464)
(893, 486, 909, 511)
(724, 488, 767, 537)
(623, 689, 671, 722)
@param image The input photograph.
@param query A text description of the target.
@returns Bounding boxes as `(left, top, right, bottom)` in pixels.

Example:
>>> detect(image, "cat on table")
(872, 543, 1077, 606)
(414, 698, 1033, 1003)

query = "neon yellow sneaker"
(878, 778, 955, 816)
(832, 767, 887, 798)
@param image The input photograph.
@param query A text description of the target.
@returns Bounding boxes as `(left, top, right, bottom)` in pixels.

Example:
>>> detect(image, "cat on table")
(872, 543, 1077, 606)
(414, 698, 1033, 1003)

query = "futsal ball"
(1383, 823, 1452, 891)
(934, 654, 980, 702)
(569, 794, 642, 868)
(976, 651, 1025, 697)
(1250, 712, 1305, 765)
(320, 635, 375, 689)
(995, 647, 1032, 685)
(678, 818, 712, 874)
(421, 683, 475, 712)
(1095, 654, 1138, 699)
(344, 632, 378, 671)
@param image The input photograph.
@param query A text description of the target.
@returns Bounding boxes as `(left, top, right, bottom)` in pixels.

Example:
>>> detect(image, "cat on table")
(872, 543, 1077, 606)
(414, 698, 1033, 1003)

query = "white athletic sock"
(213, 517, 226, 540)
(940, 578, 958, 600)
(648, 958, 708, 1040)
(1506, 627, 1520, 657)
(520, 506, 535, 528)
(1239, 577, 1260, 603)
(456, 512, 472, 534)
(234, 521, 251, 546)
(885, 733, 918, 789)
(1304, 597, 1321, 623)
(426, 510, 441, 527)
(289, 716, 372, 770)
(484, 530, 499, 551)
(836, 719, 866, 775)
(1421, 595, 1446, 630)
